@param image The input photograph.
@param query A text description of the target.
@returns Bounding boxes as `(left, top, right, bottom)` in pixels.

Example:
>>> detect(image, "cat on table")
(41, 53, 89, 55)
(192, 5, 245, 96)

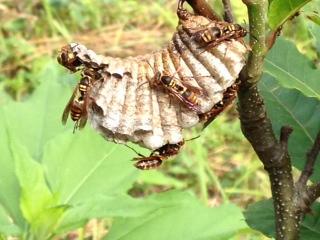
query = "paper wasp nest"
(64, 8, 247, 150)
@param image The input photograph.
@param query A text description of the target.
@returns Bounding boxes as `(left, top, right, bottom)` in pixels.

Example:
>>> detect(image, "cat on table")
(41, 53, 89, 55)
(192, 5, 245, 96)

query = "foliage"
(0, 63, 251, 239)
(245, 0, 320, 239)
(245, 200, 320, 239)
(0, 0, 319, 239)
(260, 38, 320, 183)
(268, 0, 312, 30)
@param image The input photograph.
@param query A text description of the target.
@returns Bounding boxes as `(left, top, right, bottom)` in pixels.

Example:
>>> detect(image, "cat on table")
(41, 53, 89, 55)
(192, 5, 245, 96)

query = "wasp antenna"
(125, 144, 146, 158)
(186, 135, 201, 141)
(137, 81, 150, 90)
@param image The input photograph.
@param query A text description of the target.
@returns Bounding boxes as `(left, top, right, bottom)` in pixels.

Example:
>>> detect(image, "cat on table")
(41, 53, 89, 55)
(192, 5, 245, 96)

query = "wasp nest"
(58, 6, 248, 151)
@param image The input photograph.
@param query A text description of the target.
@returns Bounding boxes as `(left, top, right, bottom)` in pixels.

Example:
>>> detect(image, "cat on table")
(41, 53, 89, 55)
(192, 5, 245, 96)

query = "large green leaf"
(244, 199, 274, 238)
(105, 190, 247, 240)
(43, 129, 138, 204)
(3, 62, 79, 161)
(245, 199, 320, 239)
(0, 61, 86, 233)
(8, 126, 69, 239)
(56, 193, 176, 233)
(9, 137, 54, 224)
(268, 0, 311, 30)
(300, 202, 320, 238)
(259, 74, 320, 182)
(0, 204, 21, 236)
(264, 38, 320, 99)
(138, 170, 187, 188)
(0, 60, 142, 237)
(309, 22, 320, 53)
(0, 106, 24, 230)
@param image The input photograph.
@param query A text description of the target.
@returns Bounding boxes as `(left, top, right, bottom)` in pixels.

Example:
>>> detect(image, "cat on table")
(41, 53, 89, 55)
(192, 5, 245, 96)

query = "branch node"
(280, 125, 293, 150)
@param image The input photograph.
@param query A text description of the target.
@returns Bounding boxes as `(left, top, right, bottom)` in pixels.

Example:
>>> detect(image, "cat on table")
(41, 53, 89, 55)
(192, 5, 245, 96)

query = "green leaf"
(0, 204, 21, 236)
(3, 61, 79, 162)
(309, 23, 320, 53)
(43, 129, 138, 204)
(264, 38, 320, 99)
(305, 1, 320, 26)
(104, 190, 247, 240)
(56, 194, 172, 233)
(0, 108, 25, 230)
(307, 14, 320, 25)
(30, 205, 68, 239)
(244, 199, 274, 238)
(245, 199, 320, 239)
(9, 136, 54, 223)
(301, 202, 320, 238)
(259, 74, 320, 182)
(8, 132, 69, 238)
(138, 170, 187, 188)
(268, 0, 311, 30)
(0, 59, 142, 237)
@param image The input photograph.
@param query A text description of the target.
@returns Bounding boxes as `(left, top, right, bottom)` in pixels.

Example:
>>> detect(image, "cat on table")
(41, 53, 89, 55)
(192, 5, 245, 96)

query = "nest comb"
(59, 7, 248, 150)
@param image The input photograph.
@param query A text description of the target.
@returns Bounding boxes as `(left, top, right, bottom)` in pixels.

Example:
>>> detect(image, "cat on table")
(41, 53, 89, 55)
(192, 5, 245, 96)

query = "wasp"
(78, 67, 101, 96)
(62, 86, 89, 133)
(151, 69, 208, 114)
(134, 158, 163, 170)
(199, 83, 239, 129)
(127, 141, 185, 170)
(69, 96, 85, 133)
(194, 23, 248, 49)
(62, 68, 101, 132)
(57, 44, 82, 73)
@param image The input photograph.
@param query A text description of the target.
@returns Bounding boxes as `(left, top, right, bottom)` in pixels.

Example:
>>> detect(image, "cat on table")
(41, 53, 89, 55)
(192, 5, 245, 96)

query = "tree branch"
(222, 0, 235, 23)
(298, 130, 320, 185)
(306, 182, 320, 205)
(239, 1, 301, 239)
(185, 0, 222, 21)
(293, 130, 320, 215)
(184, 0, 316, 239)
(241, 0, 267, 86)
(280, 125, 293, 150)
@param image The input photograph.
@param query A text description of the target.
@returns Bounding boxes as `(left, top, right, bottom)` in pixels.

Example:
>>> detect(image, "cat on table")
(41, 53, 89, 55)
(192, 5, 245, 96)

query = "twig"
(306, 182, 320, 205)
(185, 0, 222, 21)
(298, 130, 320, 185)
(222, 0, 234, 23)
(280, 125, 293, 150)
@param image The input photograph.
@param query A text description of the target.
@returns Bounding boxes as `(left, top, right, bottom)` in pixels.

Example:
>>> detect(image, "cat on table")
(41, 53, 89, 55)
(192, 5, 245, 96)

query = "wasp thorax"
(80, 76, 90, 86)
(160, 76, 172, 85)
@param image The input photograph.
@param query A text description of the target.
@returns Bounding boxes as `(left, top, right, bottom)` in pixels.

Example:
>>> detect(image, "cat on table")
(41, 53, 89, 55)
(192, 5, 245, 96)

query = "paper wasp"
(147, 62, 207, 114)
(68, 96, 85, 133)
(57, 44, 82, 73)
(199, 83, 239, 129)
(126, 141, 185, 170)
(62, 68, 101, 132)
(194, 23, 248, 49)
(134, 158, 163, 170)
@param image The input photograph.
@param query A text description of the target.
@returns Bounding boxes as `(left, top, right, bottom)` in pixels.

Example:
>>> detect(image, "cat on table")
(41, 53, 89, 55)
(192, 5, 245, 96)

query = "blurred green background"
(0, 0, 293, 239)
